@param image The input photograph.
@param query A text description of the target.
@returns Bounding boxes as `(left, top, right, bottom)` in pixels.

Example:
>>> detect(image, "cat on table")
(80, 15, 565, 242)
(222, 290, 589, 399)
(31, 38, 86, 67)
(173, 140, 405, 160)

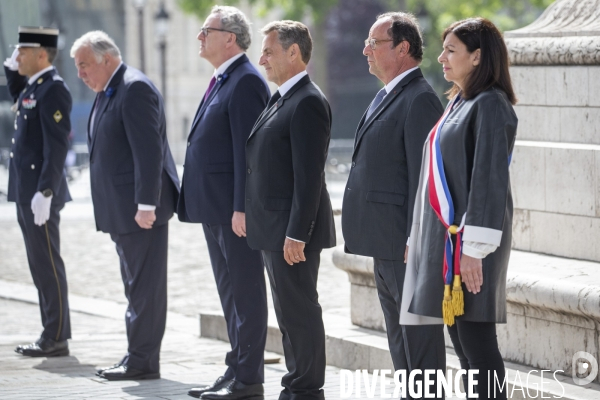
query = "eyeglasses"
(200, 27, 235, 37)
(364, 37, 393, 50)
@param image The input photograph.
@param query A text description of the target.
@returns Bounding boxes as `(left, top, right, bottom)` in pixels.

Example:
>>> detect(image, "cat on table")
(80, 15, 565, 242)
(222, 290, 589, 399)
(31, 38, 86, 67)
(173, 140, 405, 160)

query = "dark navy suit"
(89, 64, 179, 373)
(177, 54, 269, 385)
(5, 66, 72, 343)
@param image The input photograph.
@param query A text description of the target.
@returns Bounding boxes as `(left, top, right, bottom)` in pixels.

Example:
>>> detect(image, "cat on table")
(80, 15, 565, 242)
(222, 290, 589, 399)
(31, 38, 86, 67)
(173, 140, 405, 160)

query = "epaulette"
(52, 75, 64, 82)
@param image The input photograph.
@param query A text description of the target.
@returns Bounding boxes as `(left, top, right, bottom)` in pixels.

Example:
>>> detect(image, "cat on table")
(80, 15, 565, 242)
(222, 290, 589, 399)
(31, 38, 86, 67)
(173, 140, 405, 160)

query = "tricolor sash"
(427, 95, 465, 326)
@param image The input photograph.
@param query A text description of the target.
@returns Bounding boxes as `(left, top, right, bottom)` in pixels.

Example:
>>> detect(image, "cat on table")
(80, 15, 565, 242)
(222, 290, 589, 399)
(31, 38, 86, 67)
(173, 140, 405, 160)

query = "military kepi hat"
(16, 26, 59, 48)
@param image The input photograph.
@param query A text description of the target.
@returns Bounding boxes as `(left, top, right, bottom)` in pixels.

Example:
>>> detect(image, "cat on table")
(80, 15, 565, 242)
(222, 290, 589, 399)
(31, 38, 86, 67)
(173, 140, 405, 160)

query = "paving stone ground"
(0, 298, 351, 400)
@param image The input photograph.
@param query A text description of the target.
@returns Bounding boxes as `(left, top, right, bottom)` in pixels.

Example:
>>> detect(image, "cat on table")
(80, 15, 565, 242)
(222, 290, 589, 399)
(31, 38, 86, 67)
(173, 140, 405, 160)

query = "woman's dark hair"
(442, 18, 516, 104)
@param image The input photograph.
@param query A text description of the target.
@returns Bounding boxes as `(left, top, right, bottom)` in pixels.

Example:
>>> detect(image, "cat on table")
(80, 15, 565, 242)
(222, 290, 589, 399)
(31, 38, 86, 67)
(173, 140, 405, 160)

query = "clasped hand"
(135, 209, 156, 229)
(283, 238, 306, 265)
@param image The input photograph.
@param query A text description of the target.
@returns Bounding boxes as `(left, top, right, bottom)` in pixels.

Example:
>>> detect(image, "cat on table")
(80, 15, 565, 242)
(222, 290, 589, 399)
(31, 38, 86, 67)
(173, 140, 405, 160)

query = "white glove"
(31, 192, 52, 226)
(3, 48, 18, 71)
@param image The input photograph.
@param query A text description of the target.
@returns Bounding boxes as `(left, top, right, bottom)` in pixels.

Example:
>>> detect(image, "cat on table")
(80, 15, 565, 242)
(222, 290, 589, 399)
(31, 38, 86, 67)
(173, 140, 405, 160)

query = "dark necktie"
(366, 87, 387, 119)
(204, 76, 217, 102)
(90, 92, 103, 137)
(267, 91, 281, 109)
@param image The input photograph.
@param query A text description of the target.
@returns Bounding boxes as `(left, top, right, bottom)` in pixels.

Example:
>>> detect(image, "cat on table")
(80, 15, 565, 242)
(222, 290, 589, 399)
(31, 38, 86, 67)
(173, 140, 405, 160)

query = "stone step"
(199, 309, 600, 399)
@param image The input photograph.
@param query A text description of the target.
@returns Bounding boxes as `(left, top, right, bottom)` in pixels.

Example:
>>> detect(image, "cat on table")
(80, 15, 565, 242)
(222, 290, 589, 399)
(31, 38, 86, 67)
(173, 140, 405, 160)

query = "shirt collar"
(277, 70, 308, 97)
(214, 53, 244, 78)
(383, 66, 419, 94)
(27, 66, 54, 85)
(104, 62, 124, 92)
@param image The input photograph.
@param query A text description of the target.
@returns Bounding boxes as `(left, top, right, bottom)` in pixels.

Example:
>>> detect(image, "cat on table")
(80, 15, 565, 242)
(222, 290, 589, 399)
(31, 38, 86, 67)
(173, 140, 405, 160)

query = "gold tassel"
(452, 275, 464, 317)
(442, 284, 454, 326)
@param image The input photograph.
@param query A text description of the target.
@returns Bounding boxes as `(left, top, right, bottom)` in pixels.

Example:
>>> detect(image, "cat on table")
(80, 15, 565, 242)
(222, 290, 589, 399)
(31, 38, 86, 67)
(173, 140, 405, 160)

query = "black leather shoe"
(15, 337, 69, 357)
(188, 376, 231, 398)
(200, 380, 264, 400)
(96, 360, 124, 376)
(99, 365, 160, 381)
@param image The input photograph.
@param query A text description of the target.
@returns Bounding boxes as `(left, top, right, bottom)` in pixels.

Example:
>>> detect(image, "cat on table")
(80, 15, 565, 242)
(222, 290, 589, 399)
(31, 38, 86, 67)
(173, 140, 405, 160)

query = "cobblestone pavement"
(0, 298, 353, 399)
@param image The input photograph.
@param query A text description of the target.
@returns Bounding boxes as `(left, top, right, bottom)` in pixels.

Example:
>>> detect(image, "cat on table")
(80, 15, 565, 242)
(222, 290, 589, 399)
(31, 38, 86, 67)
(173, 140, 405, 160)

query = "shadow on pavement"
(121, 378, 200, 399)
(32, 355, 98, 377)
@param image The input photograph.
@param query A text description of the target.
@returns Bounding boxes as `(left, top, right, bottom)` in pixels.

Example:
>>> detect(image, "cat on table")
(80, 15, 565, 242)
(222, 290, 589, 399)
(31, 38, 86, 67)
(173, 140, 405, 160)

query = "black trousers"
(110, 223, 168, 373)
(447, 320, 507, 400)
(373, 258, 446, 399)
(262, 250, 325, 400)
(203, 223, 267, 385)
(17, 202, 71, 342)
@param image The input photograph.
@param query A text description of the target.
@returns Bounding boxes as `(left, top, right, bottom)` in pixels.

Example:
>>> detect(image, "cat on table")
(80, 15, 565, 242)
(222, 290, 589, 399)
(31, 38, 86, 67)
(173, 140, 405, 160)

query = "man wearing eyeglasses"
(178, 6, 270, 400)
(342, 12, 445, 398)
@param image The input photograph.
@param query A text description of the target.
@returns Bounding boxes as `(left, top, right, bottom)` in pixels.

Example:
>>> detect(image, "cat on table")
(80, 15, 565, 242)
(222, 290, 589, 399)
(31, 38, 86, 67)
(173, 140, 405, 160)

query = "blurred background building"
(0, 0, 553, 166)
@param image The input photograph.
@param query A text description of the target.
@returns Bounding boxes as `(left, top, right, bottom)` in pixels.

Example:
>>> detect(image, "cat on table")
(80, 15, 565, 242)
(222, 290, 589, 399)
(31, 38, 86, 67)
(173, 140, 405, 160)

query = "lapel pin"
(37, 78, 43, 84)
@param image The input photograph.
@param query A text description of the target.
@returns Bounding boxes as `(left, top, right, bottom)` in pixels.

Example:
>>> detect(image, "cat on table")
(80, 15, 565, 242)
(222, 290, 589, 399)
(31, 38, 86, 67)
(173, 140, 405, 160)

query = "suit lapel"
(89, 64, 127, 157)
(248, 74, 311, 140)
(189, 54, 250, 134)
(353, 69, 423, 156)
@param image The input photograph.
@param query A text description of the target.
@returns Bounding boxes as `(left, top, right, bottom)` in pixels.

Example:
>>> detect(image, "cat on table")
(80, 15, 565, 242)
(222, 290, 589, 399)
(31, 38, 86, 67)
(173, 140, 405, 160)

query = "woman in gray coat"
(400, 18, 517, 399)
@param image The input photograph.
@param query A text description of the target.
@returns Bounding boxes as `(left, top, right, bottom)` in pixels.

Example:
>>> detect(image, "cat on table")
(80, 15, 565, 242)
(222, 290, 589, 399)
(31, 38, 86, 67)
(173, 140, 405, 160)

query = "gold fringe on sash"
(452, 275, 464, 317)
(442, 284, 454, 326)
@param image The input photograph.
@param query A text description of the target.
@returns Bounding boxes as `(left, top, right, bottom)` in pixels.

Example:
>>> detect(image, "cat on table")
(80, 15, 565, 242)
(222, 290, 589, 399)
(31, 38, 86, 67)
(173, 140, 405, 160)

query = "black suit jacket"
(88, 64, 180, 235)
(245, 74, 336, 251)
(342, 68, 443, 260)
(178, 54, 269, 224)
(5, 67, 72, 205)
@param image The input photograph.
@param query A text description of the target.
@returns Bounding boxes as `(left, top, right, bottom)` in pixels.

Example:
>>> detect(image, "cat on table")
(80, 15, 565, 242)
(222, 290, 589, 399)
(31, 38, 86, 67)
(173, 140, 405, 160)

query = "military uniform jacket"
(245, 75, 336, 251)
(5, 67, 72, 205)
(401, 87, 518, 324)
(342, 69, 443, 261)
(88, 64, 180, 235)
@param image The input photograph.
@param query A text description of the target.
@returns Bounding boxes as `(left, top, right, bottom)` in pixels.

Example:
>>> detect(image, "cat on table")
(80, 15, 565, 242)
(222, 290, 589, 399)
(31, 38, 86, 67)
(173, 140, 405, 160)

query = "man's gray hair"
(70, 30, 121, 62)
(211, 5, 251, 51)
(261, 20, 312, 64)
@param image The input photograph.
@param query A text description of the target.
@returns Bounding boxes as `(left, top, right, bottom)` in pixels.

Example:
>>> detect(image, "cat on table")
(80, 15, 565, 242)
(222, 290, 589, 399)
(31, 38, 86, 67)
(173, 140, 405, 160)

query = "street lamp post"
(132, 0, 146, 73)
(154, 2, 170, 103)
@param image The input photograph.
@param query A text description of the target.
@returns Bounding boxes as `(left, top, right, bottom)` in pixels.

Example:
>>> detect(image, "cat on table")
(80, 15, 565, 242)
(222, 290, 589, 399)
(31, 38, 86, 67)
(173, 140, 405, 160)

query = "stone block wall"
(509, 66, 600, 261)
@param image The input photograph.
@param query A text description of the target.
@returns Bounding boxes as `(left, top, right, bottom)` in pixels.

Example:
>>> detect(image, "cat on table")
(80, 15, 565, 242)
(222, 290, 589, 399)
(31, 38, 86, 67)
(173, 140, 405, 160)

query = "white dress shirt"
(383, 66, 419, 95)
(214, 52, 244, 78)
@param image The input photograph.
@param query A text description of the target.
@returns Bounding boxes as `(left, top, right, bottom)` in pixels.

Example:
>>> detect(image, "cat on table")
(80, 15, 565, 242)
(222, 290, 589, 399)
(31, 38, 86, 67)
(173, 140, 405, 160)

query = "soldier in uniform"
(3, 27, 72, 357)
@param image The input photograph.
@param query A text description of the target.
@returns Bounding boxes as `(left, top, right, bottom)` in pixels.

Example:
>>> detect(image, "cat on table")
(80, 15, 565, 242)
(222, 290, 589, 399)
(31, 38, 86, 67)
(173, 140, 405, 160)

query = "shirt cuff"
(462, 241, 497, 259)
(286, 236, 305, 243)
(138, 204, 156, 211)
(462, 225, 503, 246)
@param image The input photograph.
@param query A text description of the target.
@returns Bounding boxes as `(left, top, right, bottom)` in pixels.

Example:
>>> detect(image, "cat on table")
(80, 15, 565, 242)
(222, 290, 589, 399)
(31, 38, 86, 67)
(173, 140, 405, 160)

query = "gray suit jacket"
(342, 68, 443, 261)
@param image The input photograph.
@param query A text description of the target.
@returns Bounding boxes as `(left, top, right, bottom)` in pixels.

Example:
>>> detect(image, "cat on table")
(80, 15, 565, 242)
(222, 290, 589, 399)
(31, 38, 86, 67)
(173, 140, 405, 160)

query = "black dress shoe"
(188, 376, 231, 398)
(15, 337, 69, 357)
(96, 361, 124, 376)
(201, 380, 264, 400)
(99, 365, 160, 381)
